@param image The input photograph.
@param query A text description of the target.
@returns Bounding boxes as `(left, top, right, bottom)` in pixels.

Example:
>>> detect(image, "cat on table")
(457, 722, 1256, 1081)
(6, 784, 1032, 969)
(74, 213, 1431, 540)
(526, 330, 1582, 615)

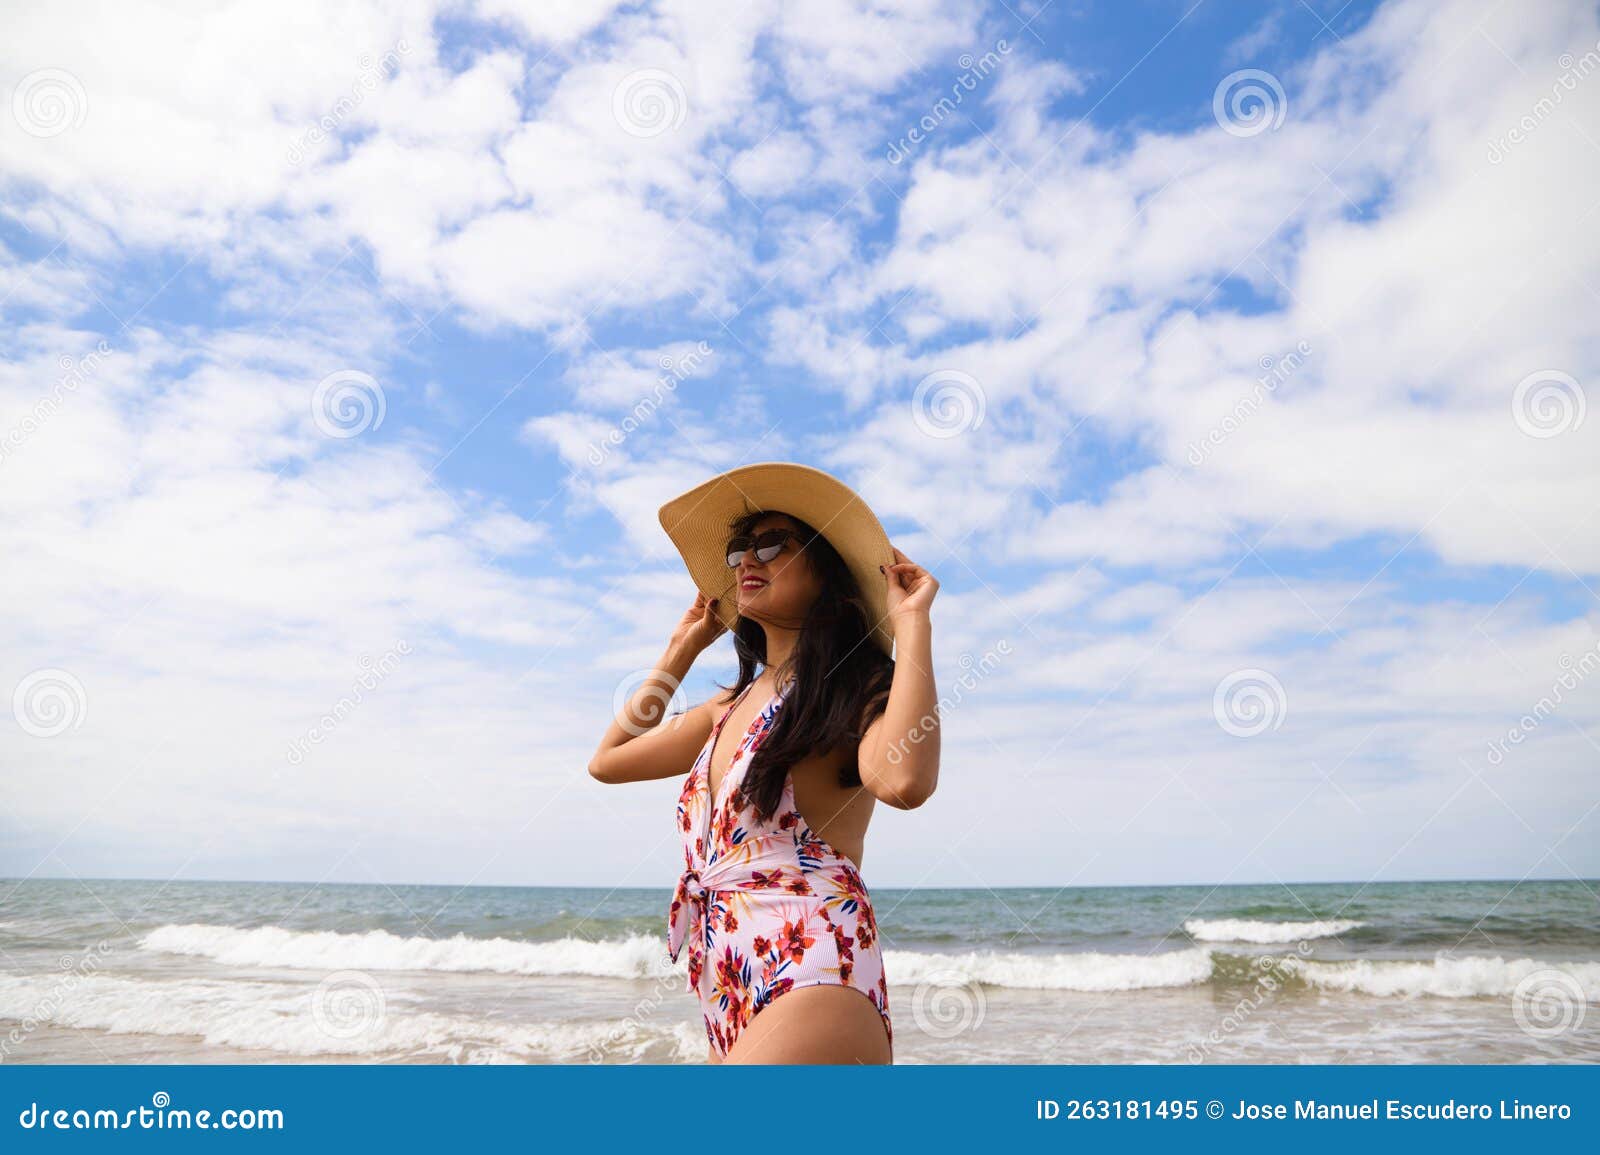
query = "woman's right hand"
(669, 590, 727, 656)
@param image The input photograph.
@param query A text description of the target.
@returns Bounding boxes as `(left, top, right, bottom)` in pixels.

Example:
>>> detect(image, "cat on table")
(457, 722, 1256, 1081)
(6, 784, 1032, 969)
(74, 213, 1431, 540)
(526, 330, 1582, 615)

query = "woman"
(588, 462, 940, 1064)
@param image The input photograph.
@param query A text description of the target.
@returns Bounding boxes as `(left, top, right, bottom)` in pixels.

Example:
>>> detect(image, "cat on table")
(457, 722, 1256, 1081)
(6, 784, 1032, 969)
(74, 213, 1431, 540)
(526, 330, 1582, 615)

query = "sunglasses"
(725, 528, 804, 568)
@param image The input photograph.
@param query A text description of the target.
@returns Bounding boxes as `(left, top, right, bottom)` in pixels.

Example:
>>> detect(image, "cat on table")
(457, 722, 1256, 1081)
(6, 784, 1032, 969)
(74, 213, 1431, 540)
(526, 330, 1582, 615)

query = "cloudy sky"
(1, 0, 1596, 891)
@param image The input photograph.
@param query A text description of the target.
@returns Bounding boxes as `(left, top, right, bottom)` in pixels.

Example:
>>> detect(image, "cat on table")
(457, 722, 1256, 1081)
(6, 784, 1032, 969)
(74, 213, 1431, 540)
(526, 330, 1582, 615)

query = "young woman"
(588, 462, 940, 1064)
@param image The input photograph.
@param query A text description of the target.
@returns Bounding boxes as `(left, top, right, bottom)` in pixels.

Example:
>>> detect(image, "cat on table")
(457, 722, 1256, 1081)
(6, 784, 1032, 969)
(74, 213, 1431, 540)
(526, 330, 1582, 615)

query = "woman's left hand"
(883, 546, 938, 622)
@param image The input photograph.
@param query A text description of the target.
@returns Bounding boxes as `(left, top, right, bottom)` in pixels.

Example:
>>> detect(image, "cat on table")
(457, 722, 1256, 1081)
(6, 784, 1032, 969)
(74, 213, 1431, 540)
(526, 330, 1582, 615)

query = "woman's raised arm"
(588, 592, 728, 784)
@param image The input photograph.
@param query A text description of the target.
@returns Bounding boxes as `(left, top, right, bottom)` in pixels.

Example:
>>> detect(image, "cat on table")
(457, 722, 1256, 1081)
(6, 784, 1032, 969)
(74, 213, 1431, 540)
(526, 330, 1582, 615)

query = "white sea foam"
(1184, 917, 1365, 943)
(139, 923, 680, 979)
(0, 973, 703, 1062)
(883, 946, 1217, 991)
(1290, 954, 1600, 1000)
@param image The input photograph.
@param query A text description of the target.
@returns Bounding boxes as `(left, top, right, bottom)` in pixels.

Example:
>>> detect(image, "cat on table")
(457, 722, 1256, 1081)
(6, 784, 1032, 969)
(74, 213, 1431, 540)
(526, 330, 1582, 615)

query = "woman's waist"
(677, 848, 872, 895)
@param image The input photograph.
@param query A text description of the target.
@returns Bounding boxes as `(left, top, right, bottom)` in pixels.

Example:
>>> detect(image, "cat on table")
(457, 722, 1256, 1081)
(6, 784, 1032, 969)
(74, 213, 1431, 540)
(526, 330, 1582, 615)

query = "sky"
(1, 0, 1596, 891)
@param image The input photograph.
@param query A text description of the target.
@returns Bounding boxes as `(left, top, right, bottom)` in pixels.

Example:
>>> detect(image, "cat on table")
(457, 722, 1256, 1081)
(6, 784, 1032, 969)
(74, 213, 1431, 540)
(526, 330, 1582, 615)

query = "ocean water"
(0, 877, 1595, 1065)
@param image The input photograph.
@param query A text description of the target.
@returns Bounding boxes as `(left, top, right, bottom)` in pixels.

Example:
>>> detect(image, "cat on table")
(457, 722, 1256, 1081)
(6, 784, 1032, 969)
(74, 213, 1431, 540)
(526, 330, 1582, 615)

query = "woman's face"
(731, 514, 822, 630)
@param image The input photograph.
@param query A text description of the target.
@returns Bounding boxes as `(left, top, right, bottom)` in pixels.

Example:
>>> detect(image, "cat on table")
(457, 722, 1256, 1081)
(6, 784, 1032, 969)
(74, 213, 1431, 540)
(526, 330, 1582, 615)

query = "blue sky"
(1, 0, 1596, 890)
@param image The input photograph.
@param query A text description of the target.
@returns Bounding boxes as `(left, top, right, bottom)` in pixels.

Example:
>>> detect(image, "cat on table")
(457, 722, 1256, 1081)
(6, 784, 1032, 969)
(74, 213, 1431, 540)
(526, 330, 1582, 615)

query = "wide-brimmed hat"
(658, 461, 897, 656)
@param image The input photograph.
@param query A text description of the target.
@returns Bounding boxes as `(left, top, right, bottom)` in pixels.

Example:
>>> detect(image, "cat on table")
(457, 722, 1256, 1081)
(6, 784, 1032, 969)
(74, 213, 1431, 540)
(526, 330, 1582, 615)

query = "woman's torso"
(695, 677, 876, 870)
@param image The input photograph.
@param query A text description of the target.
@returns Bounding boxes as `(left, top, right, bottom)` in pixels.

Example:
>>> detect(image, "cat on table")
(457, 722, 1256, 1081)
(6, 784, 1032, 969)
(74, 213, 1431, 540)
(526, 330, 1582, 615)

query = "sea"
(1, 877, 1595, 1064)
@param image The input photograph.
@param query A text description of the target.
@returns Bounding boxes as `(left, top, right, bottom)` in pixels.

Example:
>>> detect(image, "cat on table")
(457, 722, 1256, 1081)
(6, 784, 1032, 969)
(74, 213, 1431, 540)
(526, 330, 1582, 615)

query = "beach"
(1, 877, 1595, 1064)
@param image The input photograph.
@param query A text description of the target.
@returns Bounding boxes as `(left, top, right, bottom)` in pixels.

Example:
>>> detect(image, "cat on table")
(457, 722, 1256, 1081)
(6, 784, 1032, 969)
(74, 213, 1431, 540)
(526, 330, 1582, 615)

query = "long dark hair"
(723, 509, 895, 824)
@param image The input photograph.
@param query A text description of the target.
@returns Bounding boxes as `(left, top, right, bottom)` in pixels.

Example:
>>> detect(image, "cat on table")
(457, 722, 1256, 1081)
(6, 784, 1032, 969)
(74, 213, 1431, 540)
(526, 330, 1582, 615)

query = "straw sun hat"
(657, 461, 898, 656)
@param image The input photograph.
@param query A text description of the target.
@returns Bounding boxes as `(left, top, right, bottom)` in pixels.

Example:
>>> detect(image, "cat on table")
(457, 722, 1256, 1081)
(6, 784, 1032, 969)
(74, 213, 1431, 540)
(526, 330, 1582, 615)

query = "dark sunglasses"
(725, 528, 803, 568)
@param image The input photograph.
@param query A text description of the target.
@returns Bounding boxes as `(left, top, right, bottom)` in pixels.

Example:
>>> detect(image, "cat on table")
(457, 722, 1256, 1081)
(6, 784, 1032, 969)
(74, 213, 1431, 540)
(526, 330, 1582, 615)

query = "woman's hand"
(882, 546, 938, 624)
(669, 590, 728, 657)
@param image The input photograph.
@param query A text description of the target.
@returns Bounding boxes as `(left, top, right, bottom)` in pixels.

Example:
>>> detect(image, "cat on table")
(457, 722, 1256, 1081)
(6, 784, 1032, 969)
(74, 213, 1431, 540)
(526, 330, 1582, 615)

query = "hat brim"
(658, 462, 896, 656)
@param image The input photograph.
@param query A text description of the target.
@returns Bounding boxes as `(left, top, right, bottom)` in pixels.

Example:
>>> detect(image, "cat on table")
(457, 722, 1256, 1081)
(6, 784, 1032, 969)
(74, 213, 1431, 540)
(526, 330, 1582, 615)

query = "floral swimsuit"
(666, 679, 893, 1059)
